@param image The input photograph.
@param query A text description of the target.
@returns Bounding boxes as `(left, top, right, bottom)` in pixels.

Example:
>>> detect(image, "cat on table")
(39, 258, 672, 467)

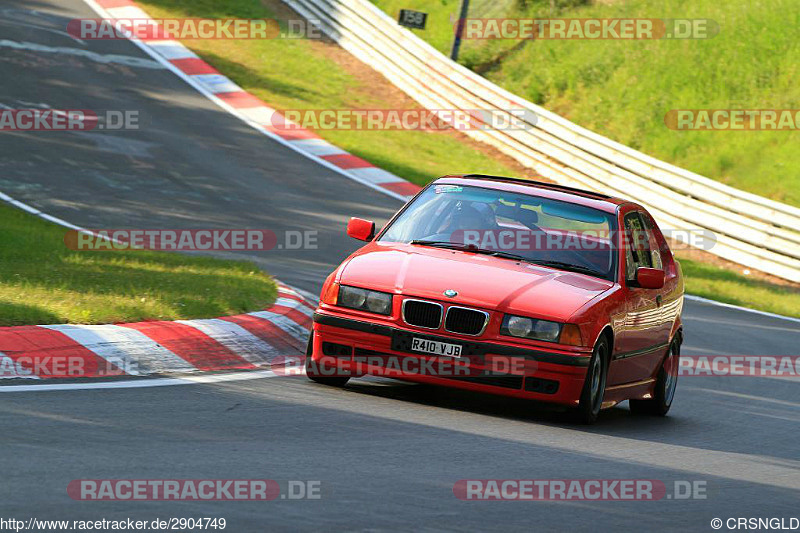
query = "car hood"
(339, 243, 613, 322)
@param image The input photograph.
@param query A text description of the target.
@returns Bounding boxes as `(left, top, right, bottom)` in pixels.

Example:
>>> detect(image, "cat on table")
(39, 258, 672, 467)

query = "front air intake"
(444, 306, 489, 336)
(402, 299, 442, 329)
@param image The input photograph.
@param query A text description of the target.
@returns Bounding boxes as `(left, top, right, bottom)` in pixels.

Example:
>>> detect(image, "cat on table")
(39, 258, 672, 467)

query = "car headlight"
(501, 314, 562, 342)
(338, 285, 392, 315)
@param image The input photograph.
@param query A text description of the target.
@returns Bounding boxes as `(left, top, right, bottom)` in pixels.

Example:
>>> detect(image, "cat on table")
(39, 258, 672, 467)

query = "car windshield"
(379, 183, 617, 280)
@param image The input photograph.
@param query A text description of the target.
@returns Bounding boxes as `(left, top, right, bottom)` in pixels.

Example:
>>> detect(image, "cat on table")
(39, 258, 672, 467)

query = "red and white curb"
(84, 0, 422, 202)
(0, 282, 312, 380)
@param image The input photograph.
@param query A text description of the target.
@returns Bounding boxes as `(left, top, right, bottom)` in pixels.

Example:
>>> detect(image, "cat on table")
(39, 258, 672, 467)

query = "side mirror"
(347, 217, 375, 241)
(636, 267, 665, 289)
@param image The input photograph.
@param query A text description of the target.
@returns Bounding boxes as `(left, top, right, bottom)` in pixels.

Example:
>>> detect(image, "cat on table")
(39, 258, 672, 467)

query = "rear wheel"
(630, 339, 680, 416)
(576, 336, 609, 425)
(304, 332, 350, 387)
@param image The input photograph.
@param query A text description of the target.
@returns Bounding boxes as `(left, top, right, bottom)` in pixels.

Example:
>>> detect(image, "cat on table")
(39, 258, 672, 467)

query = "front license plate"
(411, 337, 462, 358)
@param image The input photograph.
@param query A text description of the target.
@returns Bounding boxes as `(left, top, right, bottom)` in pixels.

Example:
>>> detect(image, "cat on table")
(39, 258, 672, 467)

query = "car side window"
(641, 212, 665, 270)
(623, 212, 653, 282)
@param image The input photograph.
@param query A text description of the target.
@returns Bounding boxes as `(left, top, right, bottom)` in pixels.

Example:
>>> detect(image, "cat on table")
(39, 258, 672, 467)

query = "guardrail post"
(450, 0, 470, 61)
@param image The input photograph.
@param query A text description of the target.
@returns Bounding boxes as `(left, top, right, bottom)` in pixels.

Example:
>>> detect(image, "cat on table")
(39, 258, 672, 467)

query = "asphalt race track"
(1, 0, 798, 530)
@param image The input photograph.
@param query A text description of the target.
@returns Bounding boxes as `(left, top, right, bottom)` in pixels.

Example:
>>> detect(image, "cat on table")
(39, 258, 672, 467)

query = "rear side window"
(623, 212, 653, 282)
(641, 211, 668, 270)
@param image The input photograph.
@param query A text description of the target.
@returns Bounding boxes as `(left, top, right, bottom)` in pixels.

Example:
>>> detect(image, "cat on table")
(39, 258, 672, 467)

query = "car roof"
(435, 174, 633, 214)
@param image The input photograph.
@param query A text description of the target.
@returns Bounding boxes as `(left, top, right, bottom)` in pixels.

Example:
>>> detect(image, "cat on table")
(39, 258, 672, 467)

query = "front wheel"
(304, 332, 350, 387)
(630, 339, 680, 416)
(575, 336, 609, 424)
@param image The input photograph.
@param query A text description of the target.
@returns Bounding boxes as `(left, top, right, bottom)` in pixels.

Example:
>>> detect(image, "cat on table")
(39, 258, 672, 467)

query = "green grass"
(136, 0, 521, 185)
(372, 0, 800, 206)
(0, 203, 277, 326)
(677, 255, 800, 318)
(131, 0, 800, 316)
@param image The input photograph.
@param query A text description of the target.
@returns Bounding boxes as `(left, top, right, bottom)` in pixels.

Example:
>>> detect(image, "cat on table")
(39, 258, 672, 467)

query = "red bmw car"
(307, 174, 684, 423)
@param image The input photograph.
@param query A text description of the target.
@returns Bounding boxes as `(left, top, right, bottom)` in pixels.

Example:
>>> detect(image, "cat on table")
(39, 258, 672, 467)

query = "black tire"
(630, 339, 680, 416)
(304, 331, 350, 387)
(576, 336, 610, 425)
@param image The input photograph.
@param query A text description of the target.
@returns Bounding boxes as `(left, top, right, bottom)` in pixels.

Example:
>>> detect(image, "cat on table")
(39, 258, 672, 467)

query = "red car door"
(641, 209, 683, 355)
(607, 209, 670, 386)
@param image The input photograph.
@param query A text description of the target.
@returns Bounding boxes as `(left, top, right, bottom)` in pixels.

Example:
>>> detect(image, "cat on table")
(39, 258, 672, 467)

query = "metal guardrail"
(282, 0, 800, 283)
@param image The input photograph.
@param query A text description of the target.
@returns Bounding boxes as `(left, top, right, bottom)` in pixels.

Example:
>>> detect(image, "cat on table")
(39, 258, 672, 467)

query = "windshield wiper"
(528, 260, 605, 278)
(408, 239, 479, 251)
(485, 250, 535, 262)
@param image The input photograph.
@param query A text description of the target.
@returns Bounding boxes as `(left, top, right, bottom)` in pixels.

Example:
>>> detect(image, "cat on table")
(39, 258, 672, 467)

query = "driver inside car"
(432, 202, 497, 244)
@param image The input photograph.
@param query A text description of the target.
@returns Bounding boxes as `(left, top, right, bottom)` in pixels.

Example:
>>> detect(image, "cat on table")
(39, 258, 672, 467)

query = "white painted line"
(0, 370, 286, 393)
(175, 318, 280, 364)
(41, 324, 196, 374)
(37, 213, 83, 230)
(684, 294, 800, 324)
(10, 200, 40, 214)
(685, 387, 800, 407)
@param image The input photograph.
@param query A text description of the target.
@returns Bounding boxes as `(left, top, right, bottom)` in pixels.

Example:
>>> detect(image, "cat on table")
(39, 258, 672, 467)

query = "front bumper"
(311, 311, 591, 406)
